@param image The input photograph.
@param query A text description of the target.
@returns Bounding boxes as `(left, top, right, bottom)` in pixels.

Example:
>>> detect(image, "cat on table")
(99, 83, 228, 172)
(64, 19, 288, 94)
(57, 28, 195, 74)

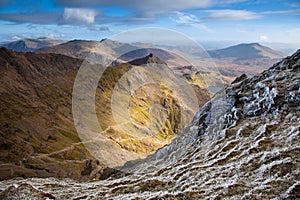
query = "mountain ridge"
(0, 48, 211, 179)
(0, 49, 298, 199)
(5, 37, 283, 79)
(128, 53, 167, 66)
(0, 38, 65, 52)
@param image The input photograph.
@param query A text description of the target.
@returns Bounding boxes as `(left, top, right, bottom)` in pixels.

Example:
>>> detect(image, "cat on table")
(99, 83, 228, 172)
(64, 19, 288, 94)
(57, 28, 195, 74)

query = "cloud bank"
(203, 9, 261, 20)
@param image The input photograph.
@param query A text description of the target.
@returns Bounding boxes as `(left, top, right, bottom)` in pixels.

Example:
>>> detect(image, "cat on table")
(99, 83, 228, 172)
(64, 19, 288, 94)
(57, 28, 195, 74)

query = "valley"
(0, 44, 299, 200)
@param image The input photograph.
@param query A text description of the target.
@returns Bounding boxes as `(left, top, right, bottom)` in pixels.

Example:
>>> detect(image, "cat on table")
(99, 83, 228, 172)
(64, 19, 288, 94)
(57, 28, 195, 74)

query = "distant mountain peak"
(128, 53, 167, 66)
(246, 42, 260, 45)
(238, 43, 264, 48)
(100, 38, 116, 43)
(209, 42, 284, 60)
(99, 38, 126, 46)
(0, 38, 65, 52)
(100, 38, 119, 43)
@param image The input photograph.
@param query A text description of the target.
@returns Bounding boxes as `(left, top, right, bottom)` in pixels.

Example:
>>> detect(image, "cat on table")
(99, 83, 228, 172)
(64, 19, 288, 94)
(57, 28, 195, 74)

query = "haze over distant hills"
(1, 37, 288, 84)
(0, 37, 290, 87)
(206, 43, 285, 77)
(2, 38, 285, 60)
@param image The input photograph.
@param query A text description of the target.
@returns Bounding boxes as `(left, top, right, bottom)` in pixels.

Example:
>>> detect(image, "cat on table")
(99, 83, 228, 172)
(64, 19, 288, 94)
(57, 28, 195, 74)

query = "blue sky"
(0, 0, 299, 45)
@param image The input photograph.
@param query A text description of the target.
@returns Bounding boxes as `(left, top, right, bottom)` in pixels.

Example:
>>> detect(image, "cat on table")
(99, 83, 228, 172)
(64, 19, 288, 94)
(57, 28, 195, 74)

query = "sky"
(0, 0, 299, 46)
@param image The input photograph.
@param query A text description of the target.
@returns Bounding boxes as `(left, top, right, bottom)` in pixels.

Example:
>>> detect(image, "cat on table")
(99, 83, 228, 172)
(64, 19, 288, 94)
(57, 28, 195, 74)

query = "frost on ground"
(0, 51, 299, 200)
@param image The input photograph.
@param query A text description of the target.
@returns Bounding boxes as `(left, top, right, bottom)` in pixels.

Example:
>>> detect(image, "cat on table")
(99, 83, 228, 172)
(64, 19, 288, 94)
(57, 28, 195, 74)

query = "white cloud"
(0, 1, 260, 26)
(259, 35, 269, 42)
(171, 12, 213, 32)
(262, 8, 300, 15)
(56, 0, 248, 18)
(88, 26, 111, 32)
(62, 8, 98, 24)
(204, 9, 261, 20)
(172, 11, 200, 24)
(57, 0, 214, 13)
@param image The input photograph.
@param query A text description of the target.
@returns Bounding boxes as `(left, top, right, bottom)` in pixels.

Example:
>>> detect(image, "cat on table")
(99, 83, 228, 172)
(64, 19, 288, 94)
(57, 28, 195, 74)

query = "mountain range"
(0, 37, 298, 199)
(0, 39, 289, 180)
(0, 38, 65, 52)
(0, 46, 298, 199)
(0, 47, 211, 180)
(1, 38, 284, 77)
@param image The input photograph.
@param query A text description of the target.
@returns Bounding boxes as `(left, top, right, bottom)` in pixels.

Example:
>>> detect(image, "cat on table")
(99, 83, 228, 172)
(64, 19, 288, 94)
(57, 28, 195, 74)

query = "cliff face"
(0, 49, 299, 199)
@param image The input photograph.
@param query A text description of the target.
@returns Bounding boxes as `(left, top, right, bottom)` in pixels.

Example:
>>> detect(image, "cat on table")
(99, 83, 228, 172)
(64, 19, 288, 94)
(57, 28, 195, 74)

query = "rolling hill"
(209, 43, 284, 60)
(0, 38, 65, 52)
(207, 43, 285, 78)
(36, 39, 103, 59)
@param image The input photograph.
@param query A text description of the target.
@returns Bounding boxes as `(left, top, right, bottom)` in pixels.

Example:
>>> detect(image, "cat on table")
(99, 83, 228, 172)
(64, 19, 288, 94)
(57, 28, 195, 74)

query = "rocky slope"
(0, 48, 298, 199)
